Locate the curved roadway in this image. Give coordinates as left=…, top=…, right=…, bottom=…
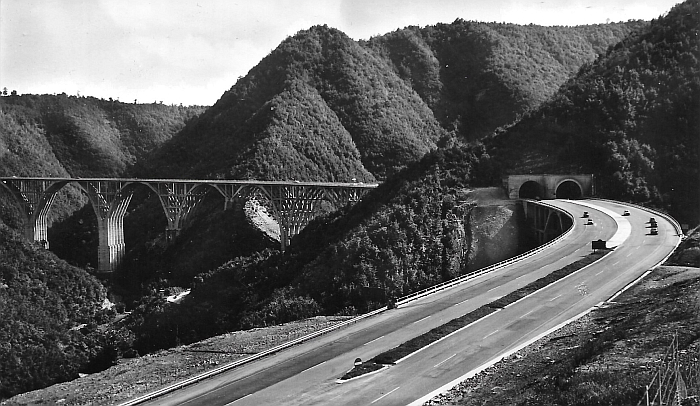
left=140, top=200, right=680, bottom=406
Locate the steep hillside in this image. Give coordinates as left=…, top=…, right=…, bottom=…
left=142, top=25, right=446, bottom=181
left=0, top=94, right=204, bottom=177
left=365, top=20, right=646, bottom=140
left=0, top=222, right=120, bottom=400
left=488, top=0, right=700, bottom=225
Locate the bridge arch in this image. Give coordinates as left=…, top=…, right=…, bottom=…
left=555, top=179, right=583, bottom=199
left=1, top=177, right=377, bottom=271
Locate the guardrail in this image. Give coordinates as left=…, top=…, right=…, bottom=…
left=591, top=198, right=683, bottom=236
left=117, top=306, right=387, bottom=406
left=118, top=200, right=574, bottom=405
left=395, top=200, right=574, bottom=307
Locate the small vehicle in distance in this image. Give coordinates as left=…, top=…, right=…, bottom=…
left=586, top=219, right=594, bottom=225
left=623, top=210, right=630, bottom=216
left=582, top=211, right=589, bottom=218
left=650, top=228, right=658, bottom=235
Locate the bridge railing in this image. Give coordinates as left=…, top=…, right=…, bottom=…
left=591, top=198, right=683, bottom=236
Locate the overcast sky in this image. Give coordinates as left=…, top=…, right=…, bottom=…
left=0, top=0, right=682, bottom=106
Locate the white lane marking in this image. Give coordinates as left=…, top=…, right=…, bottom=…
left=364, top=336, right=385, bottom=346
left=483, top=329, right=499, bottom=340
left=549, top=294, right=562, bottom=302
left=519, top=309, right=536, bottom=319
left=371, top=386, right=400, bottom=404
left=224, top=393, right=252, bottom=405
left=487, top=286, right=498, bottom=292
left=300, top=361, right=326, bottom=374
left=453, top=298, right=469, bottom=307
left=595, top=269, right=606, bottom=276
left=413, top=315, right=431, bottom=324
left=434, top=354, right=457, bottom=368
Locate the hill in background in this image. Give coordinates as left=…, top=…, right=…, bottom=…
left=366, top=20, right=647, bottom=141
left=0, top=94, right=204, bottom=227
left=489, top=0, right=700, bottom=225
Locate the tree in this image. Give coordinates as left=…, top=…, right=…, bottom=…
left=2, top=87, right=7, bottom=96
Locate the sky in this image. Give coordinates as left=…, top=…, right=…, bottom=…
left=0, top=0, right=684, bottom=106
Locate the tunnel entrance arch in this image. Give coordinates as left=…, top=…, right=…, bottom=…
left=519, top=181, right=544, bottom=199
left=505, top=174, right=594, bottom=199
left=555, top=180, right=583, bottom=199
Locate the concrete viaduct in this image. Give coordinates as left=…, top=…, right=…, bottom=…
left=0, top=177, right=377, bottom=272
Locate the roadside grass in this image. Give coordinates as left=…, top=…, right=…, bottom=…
left=339, top=251, right=607, bottom=380
left=430, top=266, right=700, bottom=406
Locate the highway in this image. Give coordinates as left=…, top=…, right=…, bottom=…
left=140, top=200, right=680, bottom=406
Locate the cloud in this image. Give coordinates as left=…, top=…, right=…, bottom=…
left=0, top=0, right=684, bottom=105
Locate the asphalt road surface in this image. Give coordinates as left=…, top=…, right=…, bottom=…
left=142, top=200, right=680, bottom=406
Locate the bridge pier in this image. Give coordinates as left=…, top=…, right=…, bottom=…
left=522, top=200, right=571, bottom=244
left=78, top=180, right=134, bottom=272
left=1, top=177, right=377, bottom=271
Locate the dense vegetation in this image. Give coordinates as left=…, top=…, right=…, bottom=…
left=121, top=143, right=519, bottom=354
left=489, top=0, right=700, bottom=225
left=366, top=20, right=646, bottom=141
left=0, top=223, right=127, bottom=399
left=1, top=1, right=697, bottom=400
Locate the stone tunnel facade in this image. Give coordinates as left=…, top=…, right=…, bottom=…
left=504, top=174, right=594, bottom=200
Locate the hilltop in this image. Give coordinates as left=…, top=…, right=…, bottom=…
left=0, top=2, right=697, bottom=401
left=366, top=20, right=646, bottom=140
left=489, top=0, right=700, bottom=225
left=0, top=94, right=204, bottom=226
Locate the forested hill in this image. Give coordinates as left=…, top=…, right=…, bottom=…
left=141, top=26, right=444, bottom=181
left=365, top=20, right=647, bottom=140
left=0, top=94, right=204, bottom=178
left=142, top=22, right=640, bottom=182
left=0, top=222, right=118, bottom=399
left=488, top=0, right=700, bottom=225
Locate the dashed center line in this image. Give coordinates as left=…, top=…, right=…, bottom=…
left=300, top=361, right=326, bottom=374
left=371, top=386, right=400, bottom=404
left=483, top=329, right=499, bottom=340
left=225, top=393, right=252, bottom=405
left=519, top=309, right=536, bottom=319
left=364, top=336, right=385, bottom=346
left=434, top=354, right=456, bottom=368
left=549, top=294, right=562, bottom=302
left=413, top=315, right=431, bottom=324
left=453, top=298, right=469, bottom=307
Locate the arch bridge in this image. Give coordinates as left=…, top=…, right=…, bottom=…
left=0, top=177, right=377, bottom=272
left=504, top=174, right=594, bottom=200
